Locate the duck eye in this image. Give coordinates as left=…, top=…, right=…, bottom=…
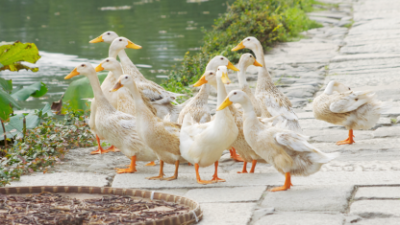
left=119, top=39, right=122, bottom=41
left=348, top=87, right=351, bottom=90
left=247, top=38, right=250, bottom=41
left=107, top=32, right=110, bottom=35
left=106, top=59, right=109, bottom=62
left=250, top=55, right=252, bottom=57
left=210, top=72, right=213, bottom=75
left=81, top=64, right=85, bottom=67
left=220, top=57, right=223, bottom=60
left=125, top=76, right=128, bottom=79
left=234, top=92, right=237, bottom=95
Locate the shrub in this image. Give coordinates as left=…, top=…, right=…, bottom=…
left=163, top=0, right=321, bottom=90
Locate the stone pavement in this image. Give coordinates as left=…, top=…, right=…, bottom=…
left=8, top=0, right=400, bottom=224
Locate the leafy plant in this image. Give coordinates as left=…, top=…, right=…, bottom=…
left=0, top=41, right=41, bottom=72
left=0, top=107, right=96, bottom=187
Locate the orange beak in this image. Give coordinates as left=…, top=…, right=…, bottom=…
left=110, top=80, right=123, bottom=92
left=253, top=60, right=263, bottom=67
left=126, top=40, right=142, bottom=49
left=95, top=64, right=105, bottom=72
left=89, top=35, right=104, bottom=43
left=193, top=75, right=207, bottom=87
left=232, top=41, right=245, bottom=51
left=227, top=61, right=240, bottom=72
left=64, top=68, right=80, bottom=79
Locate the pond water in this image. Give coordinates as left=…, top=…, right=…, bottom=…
left=0, top=0, right=232, bottom=109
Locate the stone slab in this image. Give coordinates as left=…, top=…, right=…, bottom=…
left=355, top=187, right=400, bottom=200
left=261, top=185, right=353, bottom=213
left=350, top=200, right=400, bottom=218
left=198, top=203, right=256, bottom=225
left=345, top=218, right=400, bottom=225
left=253, top=212, right=344, bottom=225
left=184, top=186, right=266, bottom=203
left=8, top=172, right=109, bottom=187
left=304, top=129, right=373, bottom=143
left=373, top=126, right=400, bottom=138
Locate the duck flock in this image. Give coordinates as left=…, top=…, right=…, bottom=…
left=64, top=31, right=387, bottom=192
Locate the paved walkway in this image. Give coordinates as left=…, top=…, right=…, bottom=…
left=8, top=0, right=400, bottom=224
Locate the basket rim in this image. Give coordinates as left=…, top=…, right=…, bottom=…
left=0, top=185, right=202, bottom=225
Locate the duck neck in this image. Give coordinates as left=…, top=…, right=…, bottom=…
left=215, top=77, right=230, bottom=121
left=125, top=81, right=148, bottom=115
left=197, top=83, right=210, bottom=102
left=108, top=47, right=120, bottom=59
left=324, top=81, right=335, bottom=95
left=86, top=70, right=115, bottom=111
left=240, top=96, right=260, bottom=127
left=110, top=65, right=123, bottom=80
left=237, top=63, right=249, bottom=88
left=117, top=49, right=144, bottom=80
left=251, top=44, right=273, bottom=93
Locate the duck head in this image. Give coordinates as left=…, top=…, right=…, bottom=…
left=217, top=90, right=247, bottom=110
left=110, top=74, right=133, bottom=92
left=232, top=37, right=261, bottom=51
left=194, top=66, right=231, bottom=87
left=95, top=57, right=121, bottom=72
left=207, top=55, right=239, bottom=72
left=238, top=53, right=263, bottom=68
left=64, top=63, right=96, bottom=79
left=89, top=31, right=119, bottom=44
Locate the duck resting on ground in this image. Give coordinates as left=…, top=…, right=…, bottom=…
left=232, top=37, right=302, bottom=133
left=218, top=90, right=339, bottom=191
left=180, top=66, right=238, bottom=184
left=313, top=80, right=388, bottom=145
left=65, top=63, right=157, bottom=174
left=111, top=74, right=186, bottom=180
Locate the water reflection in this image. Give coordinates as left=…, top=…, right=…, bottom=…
left=0, top=0, right=232, bottom=109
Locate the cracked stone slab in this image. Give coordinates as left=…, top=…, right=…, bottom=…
left=8, top=172, right=109, bottom=187
left=349, top=200, right=400, bottom=218
left=304, top=129, right=373, bottom=143
left=253, top=212, right=344, bottom=225
left=261, top=185, right=353, bottom=213
left=312, top=138, right=400, bottom=154
left=184, top=186, right=266, bottom=203
left=198, top=203, right=256, bottom=225
left=355, top=187, right=400, bottom=200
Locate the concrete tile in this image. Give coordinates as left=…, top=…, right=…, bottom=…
left=9, top=172, right=109, bottom=187
left=198, top=203, right=256, bottom=225
left=373, top=126, right=400, bottom=138
left=261, top=185, right=353, bottom=213
left=184, top=186, right=266, bottom=203
left=345, top=218, right=400, bottom=225
left=253, top=212, right=344, bottom=225
left=355, top=187, right=400, bottom=200
left=350, top=200, right=400, bottom=218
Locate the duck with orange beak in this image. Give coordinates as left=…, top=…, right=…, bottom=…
left=232, top=37, right=302, bottom=133
left=180, top=66, right=238, bottom=184
left=110, top=74, right=187, bottom=181
left=65, top=63, right=156, bottom=174
left=88, top=37, right=142, bottom=155
left=217, top=89, right=339, bottom=191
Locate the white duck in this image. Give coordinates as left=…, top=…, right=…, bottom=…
left=90, top=31, right=184, bottom=122
left=178, top=55, right=240, bottom=124
left=88, top=37, right=141, bottom=155
left=218, top=90, right=339, bottom=191
left=313, top=81, right=387, bottom=145
left=111, top=74, right=185, bottom=181
left=180, top=66, right=238, bottom=184
left=232, top=37, right=302, bottom=133
left=65, top=63, right=156, bottom=174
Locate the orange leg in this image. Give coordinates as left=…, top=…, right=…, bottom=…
left=145, top=161, right=156, bottom=166
left=336, top=129, right=355, bottom=145
left=211, top=161, right=225, bottom=182
left=270, top=172, right=292, bottom=192
left=116, top=156, right=137, bottom=174
left=162, top=160, right=179, bottom=181
left=237, top=162, right=248, bottom=174
left=146, top=160, right=165, bottom=180
left=195, top=163, right=216, bottom=185
left=105, top=145, right=120, bottom=152
left=91, top=135, right=113, bottom=155
left=229, top=147, right=244, bottom=162
left=249, top=160, right=257, bottom=173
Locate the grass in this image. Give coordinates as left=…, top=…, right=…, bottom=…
left=162, top=0, right=322, bottom=96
